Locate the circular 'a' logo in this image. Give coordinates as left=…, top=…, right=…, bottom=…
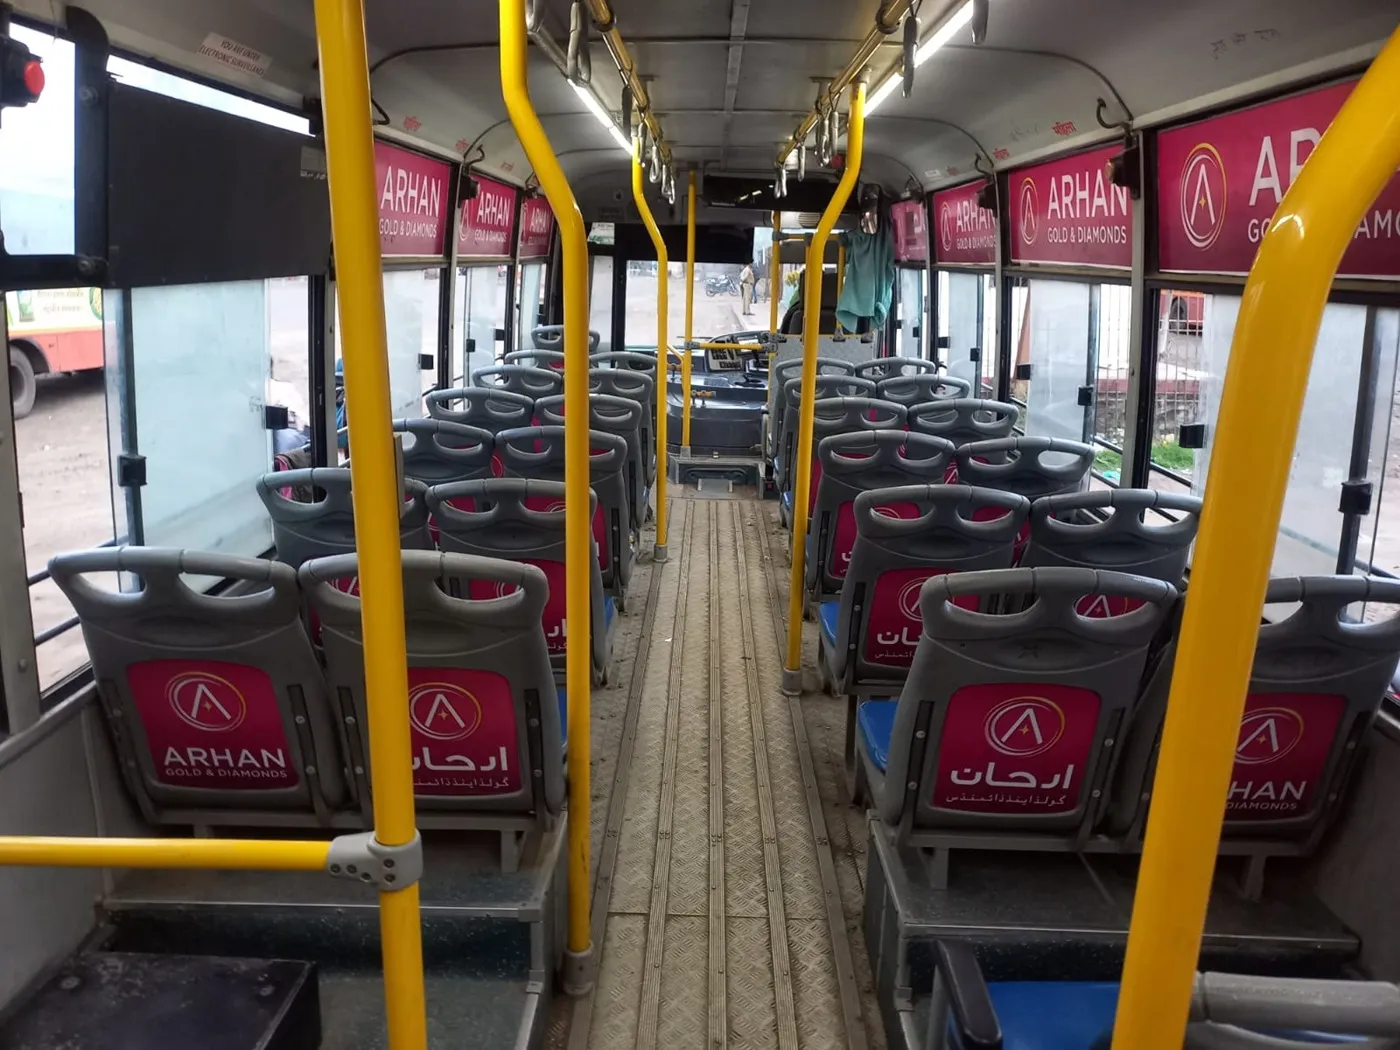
left=984, top=697, right=1065, bottom=758
left=409, top=682, right=483, bottom=741
left=1180, top=142, right=1227, bottom=250
left=939, top=201, right=954, bottom=255
left=897, top=576, right=925, bottom=622
left=167, top=671, right=247, bottom=732
left=1018, top=177, right=1039, bottom=246
left=1235, top=707, right=1304, bottom=765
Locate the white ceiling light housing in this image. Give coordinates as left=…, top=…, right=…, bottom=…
left=571, top=81, right=632, bottom=152
left=866, top=0, right=976, bottom=116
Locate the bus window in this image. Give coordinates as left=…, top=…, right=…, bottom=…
left=941, top=271, right=994, bottom=397
left=456, top=265, right=507, bottom=385
left=337, top=268, right=439, bottom=419
left=1356, top=309, right=1400, bottom=615
left=1091, top=284, right=1134, bottom=485
left=0, top=26, right=75, bottom=256
left=589, top=255, right=613, bottom=353
left=517, top=262, right=547, bottom=352
left=1014, top=278, right=1092, bottom=444
left=896, top=268, right=925, bottom=359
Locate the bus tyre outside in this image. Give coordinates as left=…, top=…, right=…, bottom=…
left=9, top=345, right=35, bottom=420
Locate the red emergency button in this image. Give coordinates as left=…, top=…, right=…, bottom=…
left=22, top=59, right=43, bottom=98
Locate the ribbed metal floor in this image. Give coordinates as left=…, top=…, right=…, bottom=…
left=563, top=498, right=877, bottom=1050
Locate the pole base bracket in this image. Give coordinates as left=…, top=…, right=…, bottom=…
left=780, top=667, right=802, bottom=696
left=653, top=542, right=668, bottom=563
left=562, top=947, right=594, bottom=997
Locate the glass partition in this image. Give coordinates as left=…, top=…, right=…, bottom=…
left=1358, top=310, right=1400, bottom=589
left=456, top=265, right=507, bottom=383
left=941, top=271, right=995, bottom=396
left=896, top=268, right=926, bottom=359
left=590, top=255, right=614, bottom=352
left=517, top=262, right=546, bottom=351
left=1014, top=278, right=1092, bottom=444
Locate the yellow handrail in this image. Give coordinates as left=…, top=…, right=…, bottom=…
left=313, top=1, right=427, bottom=1044
left=683, top=170, right=696, bottom=451
left=633, top=137, right=670, bottom=560
left=782, top=77, right=866, bottom=690
left=500, top=0, right=596, bottom=991
left=0, top=837, right=330, bottom=870
left=689, top=341, right=768, bottom=352
left=768, top=210, right=782, bottom=337
left=1111, top=29, right=1400, bottom=1050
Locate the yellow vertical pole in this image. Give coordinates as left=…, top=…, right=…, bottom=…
left=634, top=140, right=670, bottom=559
left=836, top=239, right=846, bottom=299
left=768, top=210, right=781, bottom=337
left=781, top=79, right=865, bottom=693
left=310, top=1, right=426, bottom=1045
left=499, top=0, right=595, bottom=991
left=682, top=170, right=696, bottom=452
left=1111, top=30, right=1400, bottom=1050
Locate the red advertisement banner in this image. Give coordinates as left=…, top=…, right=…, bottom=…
left=890, top=199, right=929, bottom=263
left=518, top=198, right=555, bottom=260
left=931, top=181, right=998, bottom=265
left=1008, top=145, right=1131, bottom=268
left=457, top=175, right=518, bottom=259
left=374, top=141, right=451, bottom=257
left=1157, top=79, right=1400, bottom=279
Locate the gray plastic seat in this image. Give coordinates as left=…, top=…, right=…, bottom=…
left=429, top=478, right=615, bottom=684
left=860, top=567, right=1176, bottom=882
left=782, top=397, right=908, bottom=524
left=874, top=373, right=972, bottom=409
left=1021, top=489, right=1202, bottom=616
left=394, top=418, right=494, bottom=488
left=48, top=547, right=349, bottom=827
left=1108, top=575, right=1400, bottom=897
left=302, top=550, right=563, bottom=867
left=907, top=398, right=1019, bottom=449
left=497, top=425, right=635, bottom=600
left=589, top=367, right=656, bottom=485
left=776, top=375, right=878, bottom=493
left=424, top=387, right=535, bottom=436
left=472, top=364, right=563, bottom=399
left=536, top=393, right=647, bottom=532
left=769, top=357, right=858, bottom=462
left=530, top=324, right=600, bottom=354
left=257, top=467, right=432, bottom=569
left=818, top=484, right=1030, bottom=698
left=853, top=357, right=939, bottom=381
left=503, top=349, right=564, bottom=371
left=805, top=431, right=956, bottom=603
left=955, top=437, right=1095, bottom=500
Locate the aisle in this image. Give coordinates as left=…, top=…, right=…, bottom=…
left=567, top=498, right=875, bottom=1050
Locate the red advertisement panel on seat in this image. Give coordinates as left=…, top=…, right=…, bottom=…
left=865, top=567, right=976, bottom=665
left=469, top=559, right=568, bottom=654
left=1226, top=692, right=1345, bottom=820
left=407, top=667, right=520, bottom=796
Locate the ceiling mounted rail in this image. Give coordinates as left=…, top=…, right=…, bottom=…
left=585, top=0, right=672, bottom=167
left=774, top=0, right=914, bottom=167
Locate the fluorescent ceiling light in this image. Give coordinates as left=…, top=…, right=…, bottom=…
left=866, top=0, right=975, bottom=115
left=571, top=81, right=632, bottom=152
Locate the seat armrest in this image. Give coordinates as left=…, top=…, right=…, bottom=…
left=932, top=941, right=1002, bottom=1050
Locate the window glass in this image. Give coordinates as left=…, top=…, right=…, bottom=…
left=1015, top=279, right=1091, bottom=444
left=267, top=276, right=310, bottom=452
left=456, top=265, right=506, bottom=384
left=896, top=268, right=925, bottom=359
left=943, top=271, right=992, bottom=396
left=1359, top=310, right=1400, bottom=585
left=385, top=268, right=439, bottom=417
left=1091, top=284, right=1134, bottom=484
left=518, top=262, right=546, bottom=351
left=653, top=260, right=765, bottom=352
left=590, top=255, right=614, bottom=352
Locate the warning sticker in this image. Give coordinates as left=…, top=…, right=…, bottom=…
left=197, top=33, right=271, bottom=78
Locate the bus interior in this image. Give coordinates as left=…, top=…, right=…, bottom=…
left=0, top=0, right=1398, bottom=1048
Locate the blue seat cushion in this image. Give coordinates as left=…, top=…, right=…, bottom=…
left=603, top=596, right=616, bottom=632
left=818, top=601, right=839, bottom=647
left=856, top=700, right=896, bottom=773
left=978, top=982, right=1363, bottom=1048
left=556, top=687, right=568, bottom=752
left=780, top=489, right=793, bottom=515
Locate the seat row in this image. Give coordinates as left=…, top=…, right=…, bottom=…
left=50, top=545, right=570, bottom=870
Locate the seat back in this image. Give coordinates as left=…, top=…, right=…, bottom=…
left=788, top=397, right=908, bottom=511
left=769, top=357, right=858, bottom=459
left=807, top=431, right=956, bottom=598
left=1111, top=576, right=1400, bottom=843
left=589, top=367, right=656, bottom=483
left=831, top=485, right=1030, bottom=688
left=428, top=480, right=607, bottom=678
left=497, top=426, right=634, bottom=592
left=302, top=551, right=563, bottom=815
left=955, top=437, right=1095, bottom=500
left=424, top=387, right=536, bottom=435
left=908, top=398, right=1020, bottom=449
left=1022, top=490, right=1201, bottom=616
left=394, top=418, right=495, bottom=487
left=503, top=349, right=564, bottom=371
left=48, top=547, right=348, bottom=819
left=853, top=357, right=939, bottom=381
left=257, top=467, right=432, bottom=567
left=777, top=376, right=879, bottom=490
left=878, top=567, right=1176, bottom=837
left=535, top=393, right=647, bottom=530
left=531, top=324, right=600, bottom=353
left=472, top=364, right=563, bottom=399
left=591, top=350, right=658, bottom=372
left=874, top=374, right=972, bottom=409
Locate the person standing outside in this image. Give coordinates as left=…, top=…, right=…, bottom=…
left=739, top=261, right=755, bottom=316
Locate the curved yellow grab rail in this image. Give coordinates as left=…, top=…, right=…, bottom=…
left=633, top=137, right=670, bottom=559
left=683, top=170, right=697, bottom=451
left=313, top=0, right=427, bottom=1044
left=1111, top=28, right=1400, bottom=1050
left=500, top=0, right=596, bottom=992
left=782, top=78, right=866, bottom=692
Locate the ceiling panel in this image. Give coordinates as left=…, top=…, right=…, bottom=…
left=745, top=0, right=884, bottom=42
left=543, top=0, right=733, bottom=40
left=628, top=42, right=728, bottom=113
left=732, top=41, right=855, bottom=113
